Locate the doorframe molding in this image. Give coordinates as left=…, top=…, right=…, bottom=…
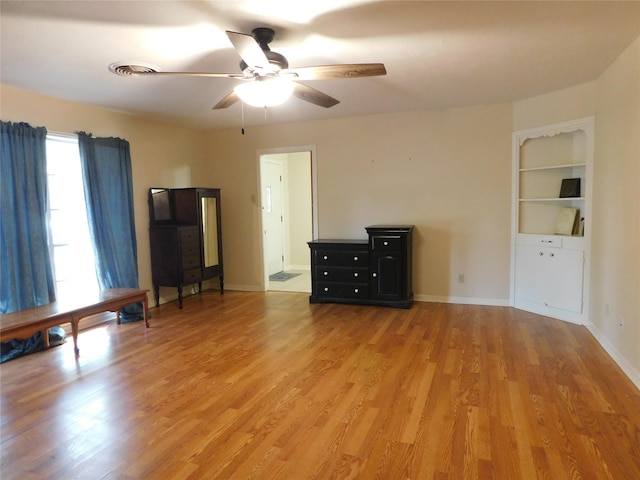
left=256, top=145, right=318, bottom=291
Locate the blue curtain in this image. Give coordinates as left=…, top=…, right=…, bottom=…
left=77, top=132, right=144, bottom=322
left=0, top=121, right=56, bottom=314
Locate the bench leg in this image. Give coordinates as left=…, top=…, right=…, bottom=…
left=143, top=296, right=149, bottom=328
left=71, top=319, right=80, bottom=357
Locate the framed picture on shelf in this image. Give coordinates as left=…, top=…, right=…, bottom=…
left=559, top=178, right=581, bottom=198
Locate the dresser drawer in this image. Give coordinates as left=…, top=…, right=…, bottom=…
left=315, top=250, right=368, bottom=267
left=371, top=235, right=402, bottom=251
left=182, top=267, right=202, bottom=283
left=316, top=282, right=369, bottom=299
left=315, top=266, right=368, bottom=283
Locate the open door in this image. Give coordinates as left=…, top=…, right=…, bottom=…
left=261, top=158, right=285, bottom=276
left=259, top=148, right=316, bottom=292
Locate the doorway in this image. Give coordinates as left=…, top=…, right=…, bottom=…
left=259, top=147, right=316, bottom=293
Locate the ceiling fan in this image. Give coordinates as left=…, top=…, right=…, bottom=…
left=109, top=27, right=386, bottom=109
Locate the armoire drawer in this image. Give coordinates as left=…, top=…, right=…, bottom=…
left=181, top=242, right=200, bottom=257
left=180, top=226, right=200, bottom=244
left=182, top=267, right=202, bottom=283
left=181, top=254, right=201, bottom=270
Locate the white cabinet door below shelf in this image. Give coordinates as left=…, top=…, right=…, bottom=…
left=515, top=245, right=584, bottom=314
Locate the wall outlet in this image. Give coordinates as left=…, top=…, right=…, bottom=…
left=458, top=273, right=465, bottom=284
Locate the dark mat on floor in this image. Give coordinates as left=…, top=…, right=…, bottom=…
left=269, top=272, right=301, bottom=282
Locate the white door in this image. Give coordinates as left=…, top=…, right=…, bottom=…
left=261, top=159, right=284, bottom=276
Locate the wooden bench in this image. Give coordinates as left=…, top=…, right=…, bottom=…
left=0, top=288, right=149, bottom=357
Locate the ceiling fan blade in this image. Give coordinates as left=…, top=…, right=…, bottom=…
left=292, top=82, right=340, bottom=108
left=109, top=64, right=245, bottom=78
left=283, top=63, right=386, bottom=81
left=226, top=30, right=270, bottom=70
left=213, top=91, right=240, bottom=109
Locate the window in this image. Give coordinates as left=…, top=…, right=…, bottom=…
left=46, top=134, right=98, bottom=298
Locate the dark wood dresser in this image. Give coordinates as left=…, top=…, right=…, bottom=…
left=308, top=225, right=413, bottom=308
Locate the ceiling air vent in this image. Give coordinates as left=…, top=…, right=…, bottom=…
left=108, top=63, right=158, bottom=77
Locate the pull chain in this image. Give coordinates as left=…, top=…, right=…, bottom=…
left=241, top=101, right=245, bottom=135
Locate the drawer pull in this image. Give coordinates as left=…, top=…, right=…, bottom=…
left=324, top=287, right=329, bottom=292
left=354, top=288, right=359, bottom=293
left=539, top=252, right=544, bottom=256
left=549, top=253, right=555, bottom=257
left=323, top=271, right=328, bottom=276
left=323, top=255, right=328, bottom=260
left=372, top=273, right=377, bottom=277
left=354, top=256, right=358, bottom=261
left=383, top=241, right=389, bottom=246
left=354, top=272, right=358, bottom=278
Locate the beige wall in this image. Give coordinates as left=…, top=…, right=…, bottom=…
left=205, top=104, right=514, bottom=303
left=592, top=37, right=640, bottom=382
left=0, top=85, right=209, bottom=304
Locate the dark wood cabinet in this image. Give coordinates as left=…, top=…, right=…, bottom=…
left=308, top=225, right=413, bottom=308
left=148, top=188, right=223, bottom=308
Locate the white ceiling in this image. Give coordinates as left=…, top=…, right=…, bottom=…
left=2, top=1, right=639, bottom=130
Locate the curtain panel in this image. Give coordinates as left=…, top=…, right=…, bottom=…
left=0, top=121, right=56, bottom=314
left=77, top=132, right=144, bottom=321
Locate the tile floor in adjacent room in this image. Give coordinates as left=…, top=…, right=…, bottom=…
left=268, top=269, right=311, bottom=293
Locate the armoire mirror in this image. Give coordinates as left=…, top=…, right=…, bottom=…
left=201, top=196, right=219, bottom=267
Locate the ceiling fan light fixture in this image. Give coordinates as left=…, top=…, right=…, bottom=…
left=233, top=77, right=294, bottom=107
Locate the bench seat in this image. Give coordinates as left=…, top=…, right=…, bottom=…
left=0, top=288, right=149, bottom=357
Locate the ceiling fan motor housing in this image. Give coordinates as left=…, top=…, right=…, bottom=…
left=239, top=27, right=289, bottom=72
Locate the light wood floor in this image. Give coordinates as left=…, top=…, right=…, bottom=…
left=1, top=291, right=639, bottom=479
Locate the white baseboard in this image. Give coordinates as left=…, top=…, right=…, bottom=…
left=585, top=321, right=640, bottom=390
left=286, top=264, right=311, bottom=271
left=414, top=294, right=510, bottom=307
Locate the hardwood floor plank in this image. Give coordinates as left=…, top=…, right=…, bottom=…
left=1, top=292, right=640, bottom=479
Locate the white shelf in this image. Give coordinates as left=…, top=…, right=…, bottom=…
left=519, top=197, right=585, bottom=202
left=519, top=163, right=586, bottom=172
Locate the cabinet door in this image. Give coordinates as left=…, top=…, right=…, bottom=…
left=545, top=248, right=584, bottom=313
left=514, top=245, right=546, bottom=305
left=371, top=254, right=402, bottom=299
left=515, top=245, right=583, bottom=313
